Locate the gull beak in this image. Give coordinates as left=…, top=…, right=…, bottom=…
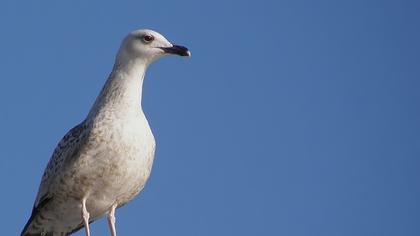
left=160, top=45, right=191, bottom=57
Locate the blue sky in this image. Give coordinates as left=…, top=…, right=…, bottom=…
left=0, top=0, right=419, bottom=235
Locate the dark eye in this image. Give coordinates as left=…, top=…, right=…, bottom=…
left=142, top=35, right=154, bottom=43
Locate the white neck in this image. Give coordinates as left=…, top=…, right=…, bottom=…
left=87, top=57, right=148, bottom=120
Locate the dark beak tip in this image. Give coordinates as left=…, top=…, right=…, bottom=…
left=161, top=45, right=191, bottom=57
left=184, top=50, right=192, bottom=57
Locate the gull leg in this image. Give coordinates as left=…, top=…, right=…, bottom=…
left=82, top=198, right=91, bottom=236
left=107, top=204, right=118, bottom=236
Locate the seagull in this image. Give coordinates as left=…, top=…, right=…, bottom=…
left=21, top=29, right=190, bottom=236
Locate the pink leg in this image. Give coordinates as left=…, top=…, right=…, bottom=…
left=107, top=204, right=118, bottom=236
left=82, top=199, right=91, bottom=236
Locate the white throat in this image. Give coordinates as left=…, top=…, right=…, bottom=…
left=87, top=56, right=148, bottom=120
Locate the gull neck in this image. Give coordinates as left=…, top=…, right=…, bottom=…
left=88, top=58, right=148, bottom=120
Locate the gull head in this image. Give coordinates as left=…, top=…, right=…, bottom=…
left=117, top=29, right=191, bottom=65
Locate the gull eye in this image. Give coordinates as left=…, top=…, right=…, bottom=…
left=142, top=35, right=154, bottom=43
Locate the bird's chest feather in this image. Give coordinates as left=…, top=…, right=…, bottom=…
left=67, top=114, right=156, bottom=203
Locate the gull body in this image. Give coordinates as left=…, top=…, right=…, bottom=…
left=21, top=29, right=190, bottom=236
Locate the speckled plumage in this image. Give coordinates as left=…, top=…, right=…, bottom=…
left=21, top=29, right=190, bottom=236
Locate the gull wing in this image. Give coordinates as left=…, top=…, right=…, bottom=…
left=21, top=121, right=90, bottom=236
left=35, top=121, right=90, bottom=207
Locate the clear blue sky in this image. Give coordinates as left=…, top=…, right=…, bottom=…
left=0, top=0, right=419, bottom=235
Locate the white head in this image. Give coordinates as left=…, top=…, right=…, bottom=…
left=116, top=29, right=191, bottom=65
